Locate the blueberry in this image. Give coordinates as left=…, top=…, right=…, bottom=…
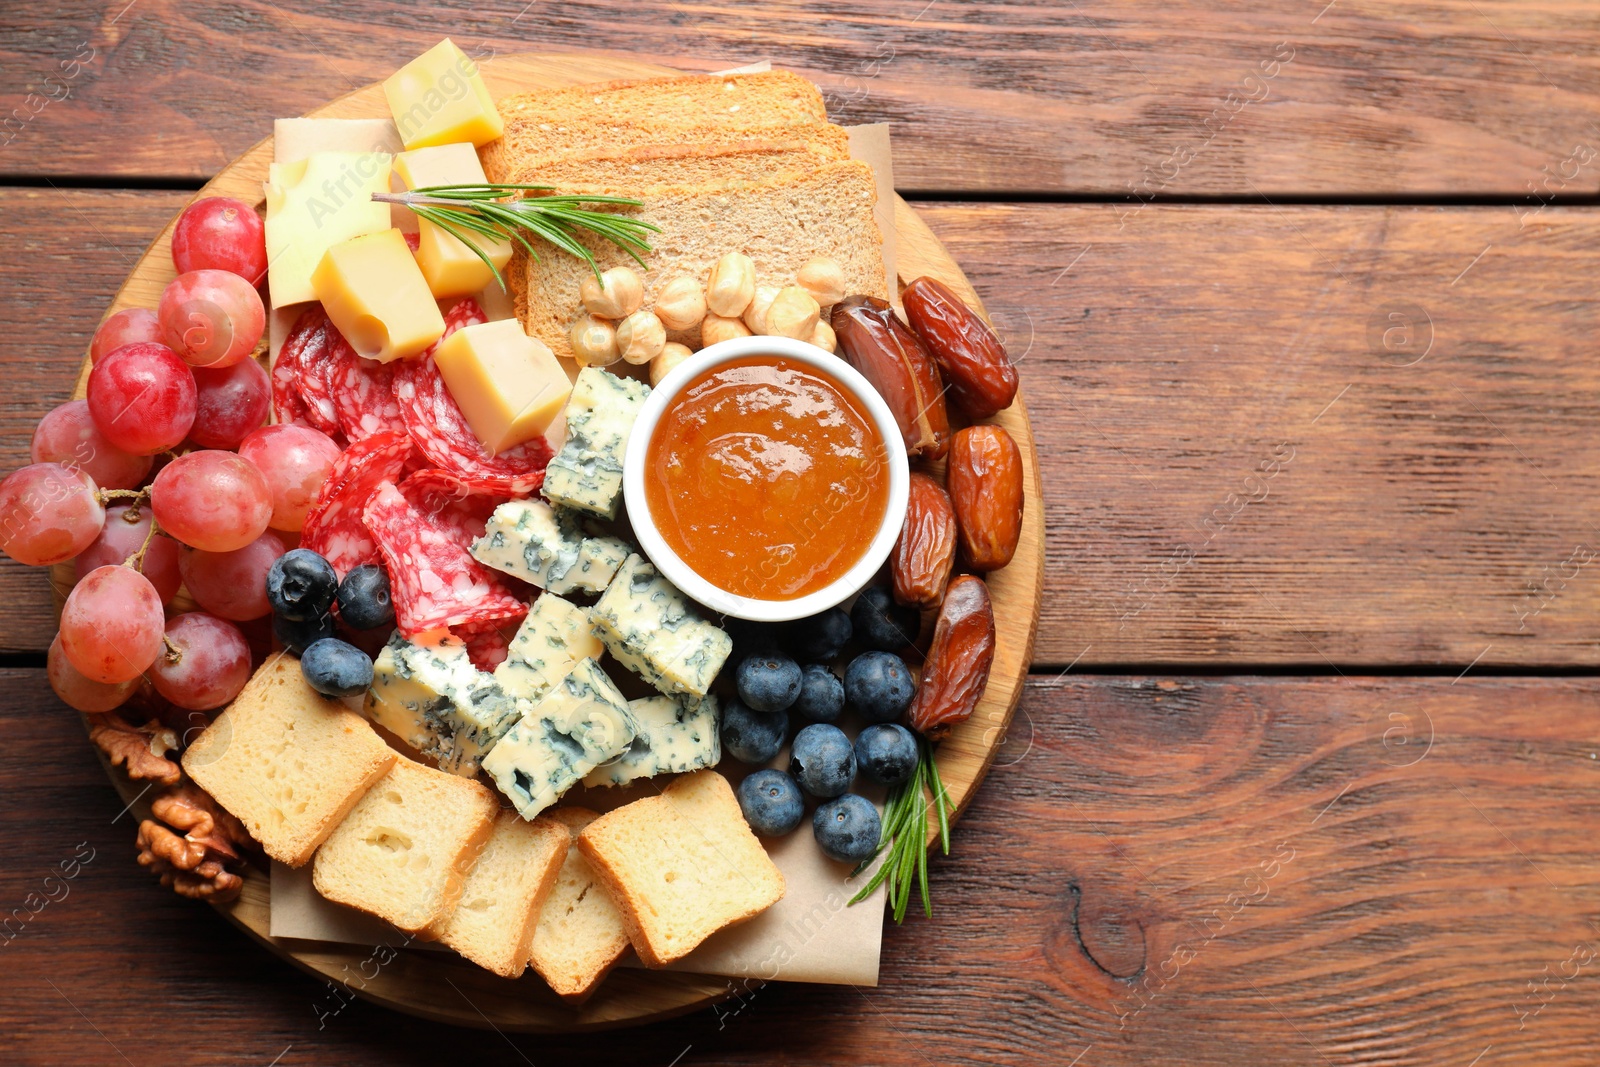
left=736, top=769, right=805, bottom=837
left=737, top=652, right=802, bottom=713
left=273, top=610, right=334, bottom=656
left=851, top=586, right=919, bottom=651
left=812, top=794, right=882, bottom=864
left=845, top=651, right=916, bottom=724
left=720, top=699, right=788, bottom=764
left=337, top=563, right=395, bottom=631
left=787, top=606, right=852, bottom=662
left=300, top=638, right=375, bottom=698
left=793, top=663, right=845, bottom=723
left=855, top=723, right=919, bottom=786
left=267, top=549, right=338, bottom=621
left=789, top=723, right=856, bottom=799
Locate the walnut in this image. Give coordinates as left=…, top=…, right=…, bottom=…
left=89, top=713, right=181, bottom=786
left=134, top=783, right=254, bottom=902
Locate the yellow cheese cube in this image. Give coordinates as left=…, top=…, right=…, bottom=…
left=264, top=151, right=391, bottom=307
left=310, top=229, right=445, bottom=364
left=434, top=320, right=572, bottom=454
left=383, top=40, right=504, bottom=151
left=393, top=144, right=514, bottom=298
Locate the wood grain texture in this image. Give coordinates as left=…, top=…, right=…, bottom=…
left=8, top=670, right=1598, bottom=1064
left=5, top=2, right=1600, bottom=195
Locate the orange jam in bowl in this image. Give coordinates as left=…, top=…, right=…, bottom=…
left=642, top=354, right=892, bottom=602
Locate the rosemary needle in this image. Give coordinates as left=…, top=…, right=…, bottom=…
left=849, top=735, right=951, bottom=921
left=372, top=183, right=660, bottom=289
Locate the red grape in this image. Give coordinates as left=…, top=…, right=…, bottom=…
left=75, top=503, right=182, bottom=604
left=179, top=530, right=284, bottom=620
left=150, top=449, right=271, bottom=552
left=190, top=358, right=270, bottom=449
left=31, top=399, right=153, bottom=491
left=237, top=424, right=342, bottom=532
left=158, top=269, right=265, bottom=369
left=171, top=197, right=268, bottom=285
left=89, top=308, right=164, bottom=364
left=147, top=612, right=252, bottom=710
left=48, top=633, right=139, bottom=713
left=0, top=463, right=104, bottom=566
left=59, top=564, right=164, bottom=684
left=86, top=342, right=197, bottom=456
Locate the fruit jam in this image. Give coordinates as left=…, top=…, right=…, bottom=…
left=644, top=355, right=890, bottom=600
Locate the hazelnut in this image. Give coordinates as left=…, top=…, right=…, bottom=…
left=579, top=266, right=644, bottom=319
left=653, top=275, right=707, bottom=331
left=810, top=319, right=837, bottom=354
left=796, top=257, right=846, bottom=307
left=765, top=286, right=821, bottom=341
left=650, top=342, right=695, bottom=388
left=702, top=312, right=753, bottom=348
left=743, top=285, right=780, bottom=335
left=616, top=310, right=667, bottom=365
left=706, top=252, right=756, bottom=317
left=568, top=314, right=621, bottom=367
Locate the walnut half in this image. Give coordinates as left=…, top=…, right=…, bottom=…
left=134, top=783, right=254, bottom=902
left=89, top=714, right=181, bottom=786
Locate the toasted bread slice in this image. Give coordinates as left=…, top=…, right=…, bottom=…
left=312, top=758, right=499, bottom=933
left=528, top=807, right=632, bottom=1001
left=429, top=812, right=569, bottom=978
left=577, top=771, right=785, bottom=967
left=515, top=161, right=886, bottom=360
left=182, top=654, right=396, bottom=867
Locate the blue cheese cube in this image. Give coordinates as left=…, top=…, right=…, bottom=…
left=584, top=694, right=721, bottom=788
left=589, top=553, right=732, bottom=699
left=493, top=593, right=604, bottom=705
left=366, top=633, right=520, bottom=776
left=471, top=499, right=632, bottom=595
left=540, top=367, right=649, bottom=519
left=482, top=658, right=637, bottom=820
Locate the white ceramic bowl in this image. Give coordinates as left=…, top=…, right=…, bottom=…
left=622, top=335, right=909, bottom=623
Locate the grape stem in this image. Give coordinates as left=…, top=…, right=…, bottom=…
left=162, top=633, right=182, bottom=663
left=121, top=514, right=162, bottom=573
left=97, top=487, right=150, bottom=505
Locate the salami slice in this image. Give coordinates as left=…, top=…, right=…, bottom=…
left=362, top=479, right=528, bottom=638
left=270, top=306, right=322, bottom=428
left=396, top=468, right=507, bottom=549
left=300, top=430, right=414, bottom=578
left=393, top=299, right=553, bottom=496
left=456, top=624, right=512, bottom=672
left=330, top=330, right=407, bottom=442
left=296, top=324, right=344, bottom=440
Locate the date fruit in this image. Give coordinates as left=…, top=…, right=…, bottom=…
left=903, top=276, right=1018, bottom=420
left=832, top=295, right=949, bottom=459
left=948, top=424, right=1024, bottom=571
left=892, top=472, right=957, bottom=610
left=908, top=575, right=996, bottom=741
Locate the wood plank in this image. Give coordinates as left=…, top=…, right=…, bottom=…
left=3, top=191, right=1599, bottom=667
left=4, top=3, right=1600, bottom=195
left=7, top=671, right=1598, bottom=1062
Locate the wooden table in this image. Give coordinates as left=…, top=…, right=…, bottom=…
left=4, top=3, right=1598, bottom=1064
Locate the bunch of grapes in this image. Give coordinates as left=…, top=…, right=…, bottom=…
left=5, top=197, right=341, bottom=715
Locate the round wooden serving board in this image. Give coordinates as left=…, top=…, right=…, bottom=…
left=66, top=53, right=1045, bottom=1032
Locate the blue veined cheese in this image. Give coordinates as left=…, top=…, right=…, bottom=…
left=540, top=367, right=649, bottom=519
left=481, top=658, right=637, bottom=820
left=589, top=554, right=732, bottom=699
left=493, top=593, right=604, bottom=704
left=584, top=693, right=720, bottom=788
left=366, top=633, right=520, bottom=776
left=471, top=498, right=632, bottom=595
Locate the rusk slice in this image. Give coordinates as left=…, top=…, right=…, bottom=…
left=429, top=811, right=569, bottom=978
left=577, top=771, right=785, bottom=968
left=312, top=757, right=499, bottom=933
left=528, top=807, right=631, bottom=1001
left=182, top=654, right=395, bottom=867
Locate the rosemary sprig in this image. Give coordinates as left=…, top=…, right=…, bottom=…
left=372, top=183, right=660, bottom=289
left=849, top=735, right=952, bottom=922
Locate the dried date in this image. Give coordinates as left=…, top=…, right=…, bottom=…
left=892, top=472, right=958, bottom=609
left=832, top=295, right=949, bottom=459
left=902, top=276, right=1018, bottom=420
left=947, top=424, right=1025, bottom=571
left=908, top=575, right=996, bottom=741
